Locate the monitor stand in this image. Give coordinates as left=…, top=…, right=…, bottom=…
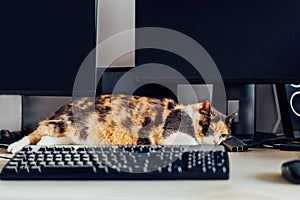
left=213, top=84, right=255, bottom=140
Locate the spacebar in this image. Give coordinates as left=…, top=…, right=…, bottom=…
left=42, top=166, right=95, bottom=174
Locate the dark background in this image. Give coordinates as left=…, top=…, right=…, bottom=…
left=0, top=0, right=96, bottom=94
left=136, top=0, right=300, bottom=84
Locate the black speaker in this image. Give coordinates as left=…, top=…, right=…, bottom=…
left=277, top=84, right=300, bottom=138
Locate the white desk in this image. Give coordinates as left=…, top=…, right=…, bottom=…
left=0, top=148, right=300, bottom=200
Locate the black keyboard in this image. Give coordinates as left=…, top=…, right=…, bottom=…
left=0, top=145, right=229, bottom=180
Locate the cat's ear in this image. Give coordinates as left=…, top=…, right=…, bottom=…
left=225, top=112, right=238, bottom=125
left=199, top=100, right=211, bottom=117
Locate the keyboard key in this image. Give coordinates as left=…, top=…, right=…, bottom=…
left=1, top=165, right=18, bottom=175
left=30, top=166, right=42, bottom=174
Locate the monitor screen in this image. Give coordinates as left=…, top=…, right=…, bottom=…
left=135, top=0, right=300, bottom=83
left=0, top=0, right=96, bottom=95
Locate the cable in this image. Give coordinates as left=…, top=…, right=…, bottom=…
left=259, top=136, right=300, bottom=144
left=0, top=155, right=11, bottom=159
left=255, top=136, right=300, bottom=151
left=237, top=132, right=300, bottom=150
left=0, top=143, right=9, bottom=148
left=0, top=143, right=11, bottom=159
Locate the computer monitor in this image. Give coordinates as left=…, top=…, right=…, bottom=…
left=134, top=0, right=300, bottom=139
left=0, top=0, right=96, bottom=95
left=135, top=0, right=300, bottom=84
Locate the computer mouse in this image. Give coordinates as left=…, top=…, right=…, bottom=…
left=282, top=160, right=300, bottom=184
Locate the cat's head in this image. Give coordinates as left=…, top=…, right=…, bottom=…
left=195, top=100, right=237, bottom=145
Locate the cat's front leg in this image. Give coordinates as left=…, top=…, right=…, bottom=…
left=7, top=126, right=48, bottom=153
left=7, top=136, right=31, bottom=154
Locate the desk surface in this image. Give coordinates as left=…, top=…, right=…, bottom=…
left=0, top=148, right=300, bottom=200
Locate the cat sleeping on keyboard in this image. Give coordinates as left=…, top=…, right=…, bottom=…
left=7, top=94, right=237, bottom=153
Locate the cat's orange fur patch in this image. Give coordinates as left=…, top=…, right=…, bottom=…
left=103, top=129, right=137, bottom=145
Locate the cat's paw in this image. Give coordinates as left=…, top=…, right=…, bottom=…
left=7, top=136, right=30, bottom=154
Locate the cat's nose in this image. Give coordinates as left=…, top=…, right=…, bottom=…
left=214, top=140, right=218, bottom=145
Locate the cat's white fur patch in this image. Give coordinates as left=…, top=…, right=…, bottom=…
left=161, top=131, right=197, bottom=145
left=7, top=136, right=30, bottom=154
left=37, top=136, right=71, bottom=145
left=202, top=135, right=222, bottom=145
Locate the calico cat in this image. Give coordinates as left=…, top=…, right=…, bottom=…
left=7, top=94, right=237, bottom=153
